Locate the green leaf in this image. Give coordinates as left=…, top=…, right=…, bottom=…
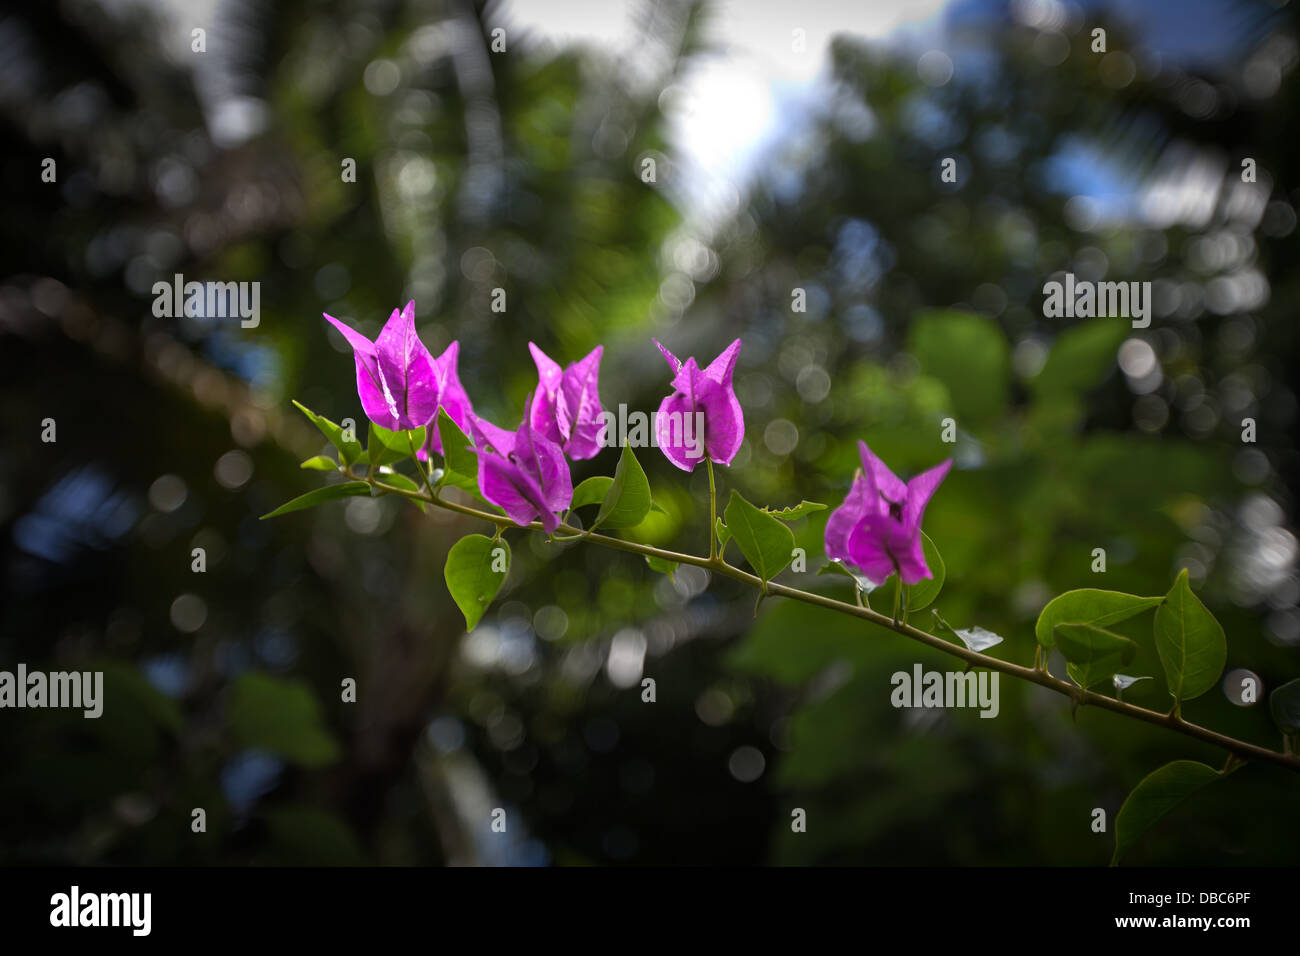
left=436, top=409, right=479, bottom=494
left=871, top=532, right=946, bottom=612
left=444, top=534, right=510, bottom=632
left=571, top=476, right=614, bottom=510
left=229, top=672, right=340, bottom=768
left=907, top=310, right=1010, bottom=424
left=715, top=517, right=731, bottom=553
left=767, top=500, right=828, bottom=521
left=369, top=422, right=425, bottom=468
left=1054, top=622, right=1138, bottom=689
left=645, top=555, right=677, bottom=580
left=1268, top=677, right=1300, bottom=735
left=260, top=481, right=370, bottom=519
left=1112, top=760, right=1221, bottom=865
left=1034, top=589, right=1164, bottom=649
left=292, top=400, right=362, bottom=465
left=723, top=491, right=795, bottom=586
left=592, top=446, right=651, bottom=530
left=1154, top=569, right=1227, bottom=703
left=299, top=455, right=338, bottom=471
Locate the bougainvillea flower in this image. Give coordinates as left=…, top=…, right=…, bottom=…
left=528, top=343, right=605, bottom=460
left=652, top=338, right=744, bottom=472
left=477, top=397, right=573, bottom=533
left=323, top=302, right=474, bottom=455
left=420, top=340, right=475, bottom=458
left=468, top=414, right=517, bottom=457
left=825, top=441, right=952, bottom=586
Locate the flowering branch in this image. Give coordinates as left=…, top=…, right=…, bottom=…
left=350, top=467, right=1300, bottom=776
left=277, top=313, right=1300, bottom=862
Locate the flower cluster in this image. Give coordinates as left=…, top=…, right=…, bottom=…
left=325, top=303, right=749, bottom=531
left=325, top=304, right=948, bottom=581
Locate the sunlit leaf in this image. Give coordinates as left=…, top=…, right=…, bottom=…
left=723, top=491, right=795, bottom=585
left=444, top=534, right=510, bottom=632
left=592, top=446, right=651, bottom=530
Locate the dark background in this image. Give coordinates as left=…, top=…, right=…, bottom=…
left=1, top=0, right=1297, bottom=865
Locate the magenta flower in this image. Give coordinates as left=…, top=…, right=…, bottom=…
left=476, top=397, right=573, bottom=533
left=420, top=340, right=475, bottom=458
left=528, top=343, right=605, bottom=460
left=825, top=441, right=952, bottom=586
left=323, top=301, right=474, bottom=455
left=652, top=338, right=744, bottom=472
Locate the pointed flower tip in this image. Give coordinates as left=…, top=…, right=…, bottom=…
left=653, top=338, right=682, bottom=373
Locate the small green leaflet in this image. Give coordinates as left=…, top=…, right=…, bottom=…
left=260, top=481, right=371, bottom=519
left=444, top=534, right=510, bottom=632
left=300, top=455, right=338, bottom=471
